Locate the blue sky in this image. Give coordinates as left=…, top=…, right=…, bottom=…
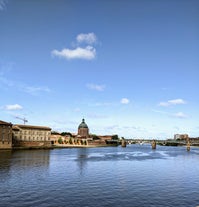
left=0, top=0, right=199, bottom=139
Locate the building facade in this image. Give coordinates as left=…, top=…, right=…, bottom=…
left=0, top=120, right=12, bottom=149
left=77, top=119, right=89, bottom=138
left=50, top=132, right=71, bottom=145
left=174, top=134, right=189, bottom=140
left=12, top=124, right=51, bottom=148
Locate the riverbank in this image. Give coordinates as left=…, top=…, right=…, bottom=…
left=52, top=144, right=112, bottom=148
left=9, top=143, right=118, bottom=150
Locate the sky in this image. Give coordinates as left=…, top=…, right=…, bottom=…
left=0, top=0, right=199, bottom=139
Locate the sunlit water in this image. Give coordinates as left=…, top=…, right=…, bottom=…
left=0, top=144, right=199, bottom=207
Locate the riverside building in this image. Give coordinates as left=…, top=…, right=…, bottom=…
left=12, top=124, right=51, bottom=148
left=77, top=118, right=89, bottom=138
left=174, top=134, right=189, bottom=140
left=0, top=120, right=12, bottom=149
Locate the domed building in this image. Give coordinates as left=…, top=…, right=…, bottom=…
left=77, top=118, right=89, bottom=138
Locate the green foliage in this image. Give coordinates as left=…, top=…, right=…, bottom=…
left=58, top=137, right=63, bottom=144
left=69, top=137, right=73, bottom=144
left=92, top=134, right=100, bottom=140
left=112, top=134, right=119, bottom=140
left=61, top=132, right=72, bottom=137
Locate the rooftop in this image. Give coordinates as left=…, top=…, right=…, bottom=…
left=0, top=120, right=12, bottom=126
left=78, top=118, right=88, bottom=129
left=13, top=124, right=51, bottom=130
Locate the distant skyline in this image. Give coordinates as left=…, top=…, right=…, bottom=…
left=0, top=0, right=199, bottom=139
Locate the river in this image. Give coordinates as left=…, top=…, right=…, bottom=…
left=0, top=144, right=199, bottom=207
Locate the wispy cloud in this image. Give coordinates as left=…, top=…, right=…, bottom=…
left=120, top=98, right=130, bottom=104
left=0, top=0, right=7, bottom=11
left=51, top=33, right=98, bottom=60
left=104, top=125, right=119, bottom=131
left=0, top=62, right=15, bottom=87
left=76, top=33, right=97, bottom=44
left=159, top=99, right=186, bottom=107
left=152, top=109, right=168, bottom=114
left=152, top=109, right=188, bottom=119
left=94, top=102, right=112, bottom=106
left=4, top=104, right=23, bottom=111
left=24, top=86, right=51, bottom=95
left=0, top=69, right=51, bottom=96
left=86, top=83, right=105, bottom=91
left=74, top=108, right=81, bottom=112
left=172, top=112, right=188, bottom=119
left=88, top=113, right=108, bottom=119
left=0, top=75, right=14, bottom=87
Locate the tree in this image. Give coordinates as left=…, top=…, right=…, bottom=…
left=58, top=137, right=63, bottom=144
left=112, top=134, right=119, bottom=140
left=61, top=132, right=72, bottom=137
left=92, top=134, right=100, bottom=140
left=69, top=137, right=73, bottom=144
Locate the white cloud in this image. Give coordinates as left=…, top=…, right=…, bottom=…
left=5, top=104, right=23, bottom=111
left=0, top=0, right=7, bottom=11
left=173, top=112, right=188, bottom=119
left=168, top=99, right=186, bottom=105
left=52, top=46, right=96, bottom=60
left=76, top=33, right=97, bottom=44
left=121, top=98, right=130, bottom=104
left=52, top=33, right=98, bottom=61
left=159, top=99, right=186, bottom=107
left=86, top=83, right=105, bottom=91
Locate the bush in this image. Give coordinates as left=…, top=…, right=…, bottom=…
left=58, top=137, right=63, bottom=144
left=69, top=138, right=73, bottom=144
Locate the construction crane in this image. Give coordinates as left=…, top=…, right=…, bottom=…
left=15, top=116, right=28, bottom=125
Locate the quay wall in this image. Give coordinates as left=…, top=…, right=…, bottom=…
left=0, top=141, right=12, bottom=149
left=13, top=141, right=52, bottom=149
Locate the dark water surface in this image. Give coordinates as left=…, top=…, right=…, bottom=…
left=0, top=145, right=199, bottom=207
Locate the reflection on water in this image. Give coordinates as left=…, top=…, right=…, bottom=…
left=76, top=148, right=89, bottom=175
left=0, top=145, right=199, bottom=207
left=0, top=150, right=12, bottom=177
left=0, top=149, right=50, bottom=183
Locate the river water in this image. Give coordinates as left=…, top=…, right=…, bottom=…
left=0, top=144, right=199, bottom=207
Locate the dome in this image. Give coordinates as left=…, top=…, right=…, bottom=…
left=78, top=119, right=88, bottom=129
